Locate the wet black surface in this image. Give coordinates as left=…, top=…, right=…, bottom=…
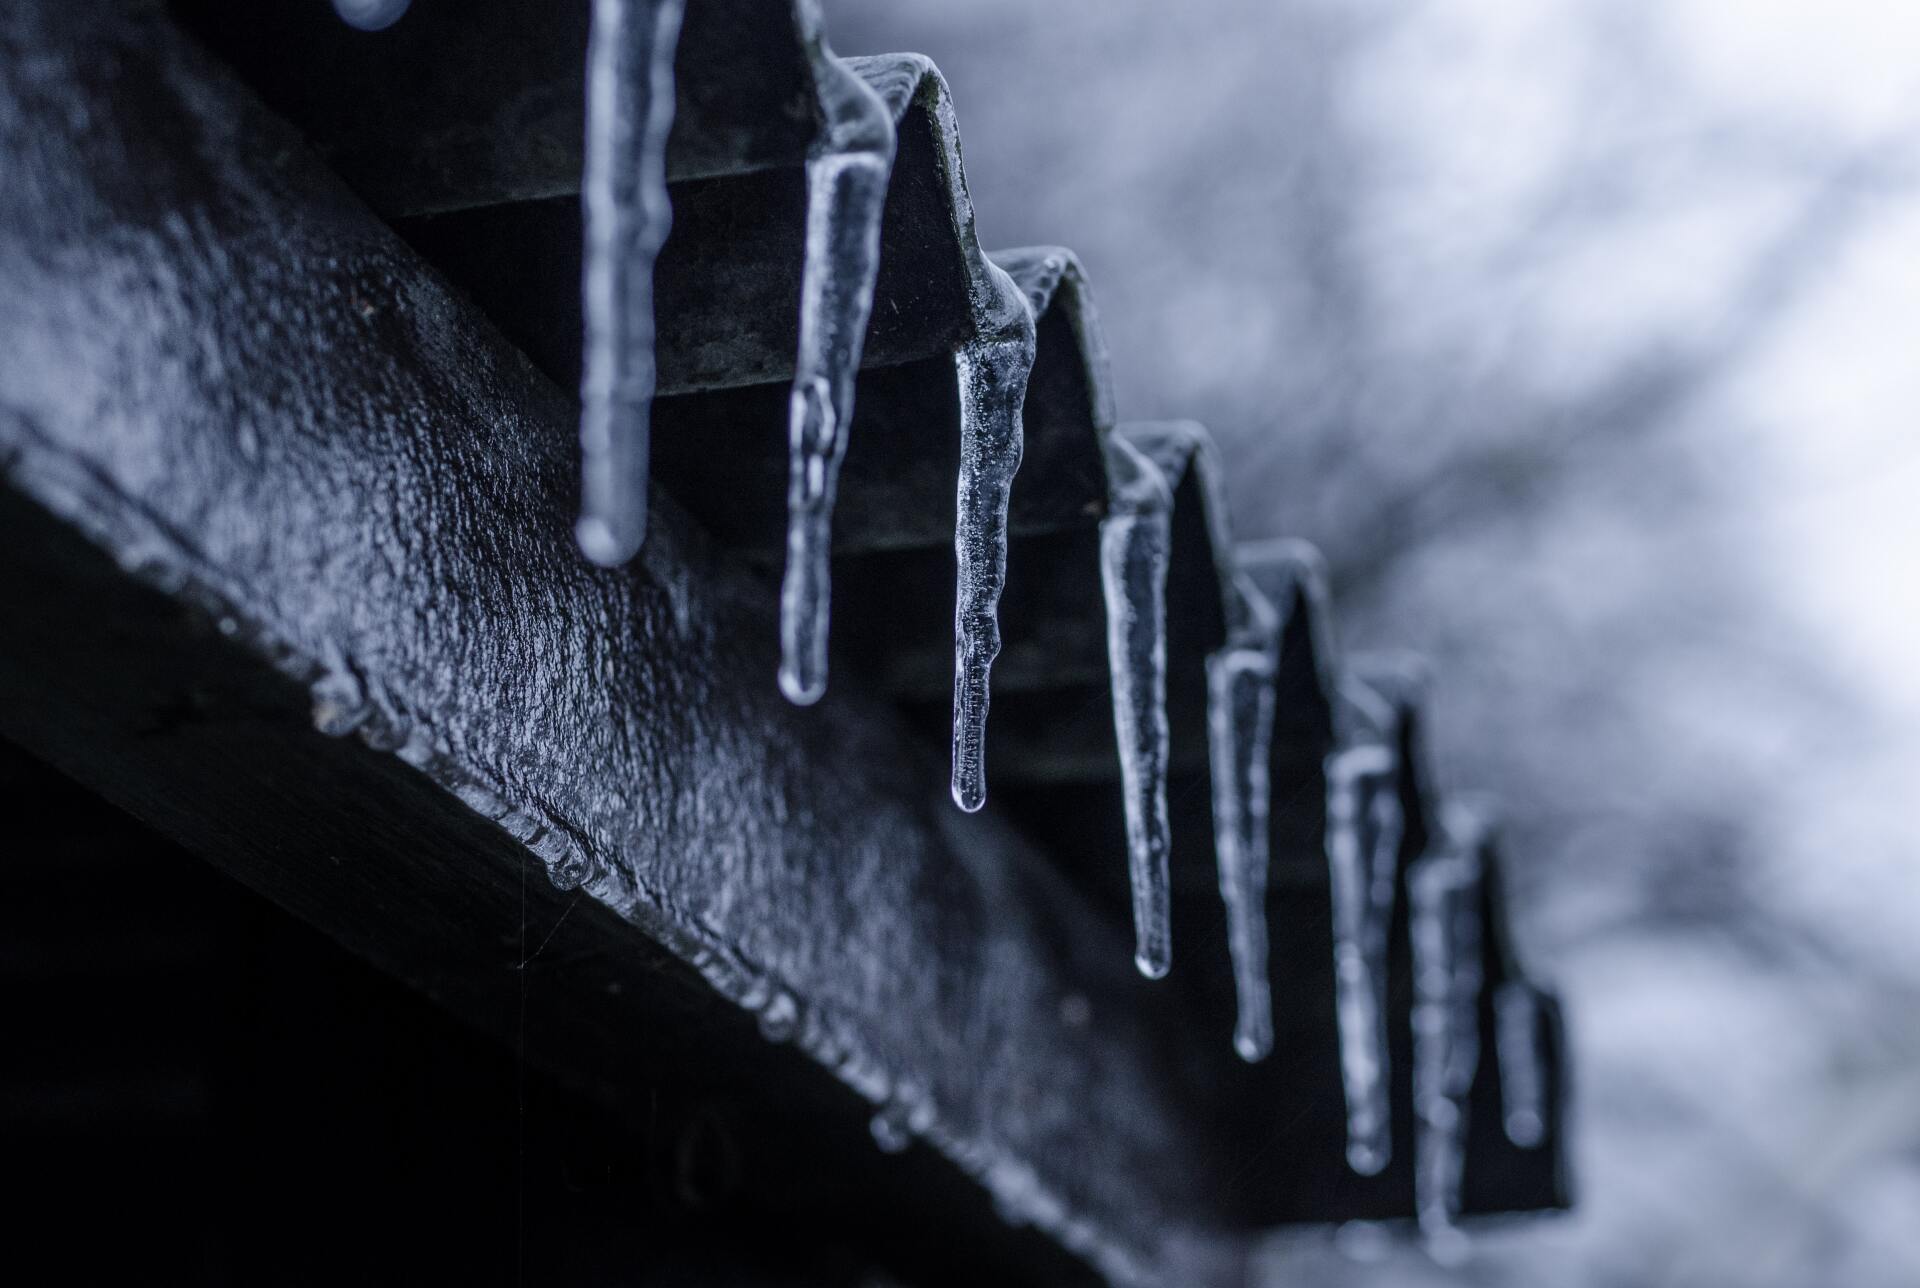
left=1, top=0, right=1570, bottom=1279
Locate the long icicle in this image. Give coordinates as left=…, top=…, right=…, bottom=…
left=1326, top=742, right=1404, bottom=1173
left=948, top=268, right=1036, bottom=814
left=577, top=0, right=686, bottom=567
left=1495, top=981, right=1547, bottom=1148
left=1411, top=836, right=1484, bottom=1261
left=1360, top=750, right=1407, bottom=1135
left=1207, top=635, right=1278, bottom=1057
left=777, top=58, right=896, bottom=705
left=1099, top=439, right=1175, bottom=978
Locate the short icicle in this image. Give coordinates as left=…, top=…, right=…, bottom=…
left=577, top=0, right=686, bottom=567
left=1325, top=741, right=1404, bottom=1173
left=1495, top=981, right=1547, bottom=1148
left=1099, top=439, right=1176, bottom=979
left=1206, top=620, right=1279, bottom=1059
left=777, top=59, right=896, bottom=704
left=1410, top=835, right=1484, bottom=1260
left=948, top=268, right=1037, bottom=814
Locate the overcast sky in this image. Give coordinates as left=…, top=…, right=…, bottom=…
left=828, top=2, right=1920, bottom=1282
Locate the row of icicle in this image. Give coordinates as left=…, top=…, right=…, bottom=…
left=531, top=0, right=1551, bottom=1239
left=574, top=0, right=1179, bottom=966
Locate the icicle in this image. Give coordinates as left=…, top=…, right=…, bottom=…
left=576, top=0, right=686, bottom=567
left=948, top=273, right=1036, bottom=813
left=1496, top=981, right=1547, bottom=1148
left=777, top=60, right=895, bottom=705
left=1099, top=439, right=1175, bottom=978
left=1207, top=641, right=1278, bottom=1059
left=1410, top=841, right=1484, bottom=1254
left=1325, top=743, right=1405, bottom=1174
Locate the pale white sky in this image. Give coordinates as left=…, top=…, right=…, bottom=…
left=822, top=1, right=1920, bottom=1279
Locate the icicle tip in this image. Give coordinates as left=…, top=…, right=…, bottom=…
left=1347, top=1140, right=1388, bottom=1176
left=1134, top=947, right=1170, bottom=981
left=778, top=665, right=826, bottom=707
left=575, top=511, right=643, bottom=568
left=950, top=776, right=988, bottom=814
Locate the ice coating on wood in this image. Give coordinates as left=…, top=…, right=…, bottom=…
left=991, top=245, right=1118, bottom=435
left=577, top=0, right=683, bottom=567
left=1326, top=739, right=1405, bottom=1174
left=777, top=56, right=896, bottom=705
left=4, top=9, right=1578, bottom=1269
left=1496, top=981, right=1547, bottom=1148
left=948, top=266, right=1037, bottom=813
left=1238, top=539, right=1341, bottom=718
left=1100, top=438, right=1176, bottom=978
left=1206, top=578, right=1280, bottom=1060
left=1410, top=828, right=1485, bottom=1254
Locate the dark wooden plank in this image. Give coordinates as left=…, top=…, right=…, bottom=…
left=0, top=4, right=1233, bottom=1280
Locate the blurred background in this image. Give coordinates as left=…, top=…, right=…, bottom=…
left=824, top=1, right=1920, bottom=1283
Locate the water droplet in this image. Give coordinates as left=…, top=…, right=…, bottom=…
left=310, top=669, right=369, bottom=737
left=1346, top=1138, right=1388, bottom=1178
left=758, top=990, right=799, bottom=1043
left=358, top=713, right=408, bottom=752
left=869, top=1104, right=911, bottom=1154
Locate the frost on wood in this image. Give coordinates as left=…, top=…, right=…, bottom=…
left=577, top=0, right=685, bottom=566
left=1410, top=825, right=1486, bottom=1256
left=777, top=55, right=896, bottom=705
left=1099, top=438, right=1176, bottom=978
left=1496, top=981, right=1547, bottom=1149
left=1325, top=739, right=1405, bottom=1174
left=1206, top=581, right=1280, bottom=1059
left=948, top=268, right=1037, bottom=814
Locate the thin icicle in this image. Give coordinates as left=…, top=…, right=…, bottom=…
left=1410, top=840, right=1484, bottom=1255
left=777, top=60, right=895, bottom=705
left=1100, top=440, right=1175, bottom=979
left=1495, top=981, right=1547, bottom=1148
left=577, top=0, right=685, bottom=567
left=1325, top=742, right=1405, bottom=1174
left=948, top=274, right=1036, bottom=814
left=1207, top=643, right=1278, bottom=1058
